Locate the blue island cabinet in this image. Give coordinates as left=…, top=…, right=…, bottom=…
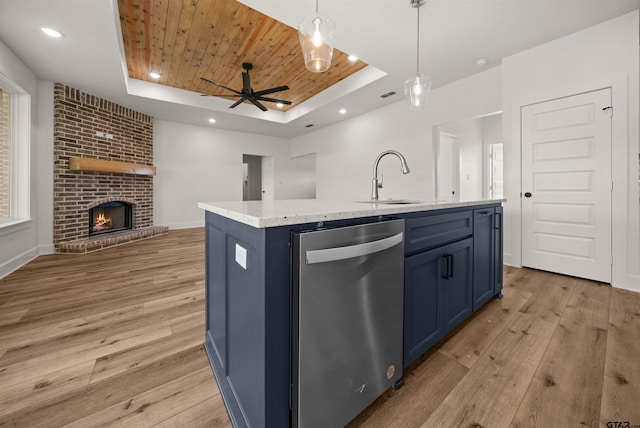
left=203, top=202, right=502, bottom=427
left=402, top=204, right=503, bottom=368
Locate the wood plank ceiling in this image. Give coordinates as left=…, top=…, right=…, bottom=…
left=117, top=0, right=368, bottom=112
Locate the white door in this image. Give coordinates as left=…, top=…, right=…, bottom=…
left=521, top=88, right=612, bottom=283
left=261, top=156, right=275, bottom=200
left=436, top=131, right=459, bottom=201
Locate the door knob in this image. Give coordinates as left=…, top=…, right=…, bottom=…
left=524, top=192, right=532, bottom=198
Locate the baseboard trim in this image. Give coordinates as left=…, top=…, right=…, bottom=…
left=0, top=247, right=39, bottom=280
left=38, top=244, right=55, bottom=255
left=503, top=252, right=517, bottom=267
left=614, top=274, right=640, bottom=293
left=162, top=221, right=204, bottom=230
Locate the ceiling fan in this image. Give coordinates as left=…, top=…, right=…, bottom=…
left=200, top=63, right=292, bottom=111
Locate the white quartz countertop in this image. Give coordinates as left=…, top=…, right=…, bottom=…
left=198, top=199, right=504, bottom=228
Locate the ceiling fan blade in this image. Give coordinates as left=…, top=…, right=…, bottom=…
left=249, top=98, right=268, bottom=111
left=229, top=98, right=247, bottom=109
left=201, top=94, right=243, bottom=98
left=253, top=85, right=289, bottom=96
left=242, top=72, right=251, bottom=93
left=200, top=77, right=243, bottom=95
left=255, top=96, right=292, bottom=105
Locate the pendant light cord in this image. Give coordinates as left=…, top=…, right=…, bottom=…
left=416, top=2, right=420, bottom=75
left=316, top=0, right=319, bottom=14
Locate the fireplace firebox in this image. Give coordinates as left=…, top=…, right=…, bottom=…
left=88, top=201, right=133, bottom=236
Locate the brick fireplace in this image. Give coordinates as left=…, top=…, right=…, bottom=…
left=53, top=84, right=167, bottom=253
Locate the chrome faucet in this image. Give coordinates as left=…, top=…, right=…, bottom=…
left=371, top=150, right=411, bottom=200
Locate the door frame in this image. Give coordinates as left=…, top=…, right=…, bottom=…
left=483, top=139, right=503, bottom=200
left=505, top=74, right=630, bottom=287
left=433, top=127, right=460, bottom=201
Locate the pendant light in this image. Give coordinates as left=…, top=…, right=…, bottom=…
left=404, top=0, right=432, bottom=110
left=298, top=0, right=335, bottom=73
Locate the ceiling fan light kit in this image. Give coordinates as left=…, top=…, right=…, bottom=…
left=298, top=0, right=336, bottom=73
left=404, top=0, right=432, bottom=110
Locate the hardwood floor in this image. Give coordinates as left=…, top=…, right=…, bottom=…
left=1, top=228, right=639, bottom=427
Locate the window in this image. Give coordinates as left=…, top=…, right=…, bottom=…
left=0, top=74, right=30, bottom=229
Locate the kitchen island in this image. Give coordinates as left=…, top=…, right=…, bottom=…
left=198, top=199, right=504, bottom=428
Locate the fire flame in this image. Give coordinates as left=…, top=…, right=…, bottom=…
left=96, top=212, right=107, bottom=224
left=93, top=211, right=112, bottom=231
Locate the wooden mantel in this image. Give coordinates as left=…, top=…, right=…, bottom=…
left=68, top=157, right=156, bottom=176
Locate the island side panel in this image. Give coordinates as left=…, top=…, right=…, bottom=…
left=205, top=218, right=227, bottom=370
left=264, top=226, right=294, bottom=425
left=204, top=211, right=290, bottom=428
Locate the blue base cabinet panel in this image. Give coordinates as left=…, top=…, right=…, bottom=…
left=403, top=237, right=473, bottom=368
left=472, top=208, right=496, bottom=311
left=204, top=211, right=292, bottom=428
left=402, top=203, right=502, bottom=368
left=494, top=206, right=504, bottom=297
left=404, top=247, right=445, bottom=365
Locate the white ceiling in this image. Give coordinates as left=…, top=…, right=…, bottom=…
left=0, top=0, right=638, bottom=138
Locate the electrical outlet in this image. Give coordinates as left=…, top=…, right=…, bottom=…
left=96, top=131, right=105, bottom=137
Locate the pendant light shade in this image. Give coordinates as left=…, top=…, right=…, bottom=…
left=298, top=1, right=335, bottom=73
left=404, top=0, right=431, bottom=109
left=404, top=73, right=432, bottom=110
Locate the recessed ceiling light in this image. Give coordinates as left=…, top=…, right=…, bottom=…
left=41, top=27, right=62, bottom=38
left=149, top=72, right=161, bottom=79
left=475, top=58, right=488, bottom=68
left=276, top=102, right=284, bottom=108
left=208, top=118, right=216, bottom=124
left=348, top=55, right=358, bottom=62
left=339, top=108, right=347, bottom=114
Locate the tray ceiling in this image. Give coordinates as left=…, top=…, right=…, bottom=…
left=117, top=0, right=368, bottom=112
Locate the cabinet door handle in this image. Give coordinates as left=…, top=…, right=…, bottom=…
left=447, top=254, right=453, bottom=278
left=476, top=210, right=491, bottom=215
left=439, top=255, right=449, bottom=279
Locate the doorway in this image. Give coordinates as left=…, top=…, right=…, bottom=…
left=521, top=88, right=612, bottom=283
left=435, top=130, right=459, bottom=202
left=488, top=142, right=504, bottom=199
left=242, top=154, right=262, bottom=201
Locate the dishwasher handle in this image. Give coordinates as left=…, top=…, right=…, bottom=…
left=305, top=232, right=404, bottom=265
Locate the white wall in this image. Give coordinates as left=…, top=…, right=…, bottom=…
left=482, top=114, right=502, bottom=141
left=289, top=66, right=502, bottom=203
left=277, top=153, right=316, bottom=200
left=153, top=120, right=299, bottom=229
left=502, top=10, right=640, bottom=291
left=0, top=39, right=53, bottom=279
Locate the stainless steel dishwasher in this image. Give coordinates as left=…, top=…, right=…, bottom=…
left=292, top=219, right=405, bottom=428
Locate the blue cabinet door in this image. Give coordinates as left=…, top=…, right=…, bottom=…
left=403, top=237, right=473, bottom=368
left=442, top=237, right=473, bottom=333
left=473, top=208, right=496, bottom=311
left=404, top=246, right=445, bottom=367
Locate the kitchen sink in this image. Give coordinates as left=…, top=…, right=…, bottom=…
left=358, top=199, right=424, bottom=205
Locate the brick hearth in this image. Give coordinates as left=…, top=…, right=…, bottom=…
left=57, top=226, right=168, bottom=254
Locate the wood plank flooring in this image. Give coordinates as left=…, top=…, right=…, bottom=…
left=1, top=229, right=639, bottom=427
